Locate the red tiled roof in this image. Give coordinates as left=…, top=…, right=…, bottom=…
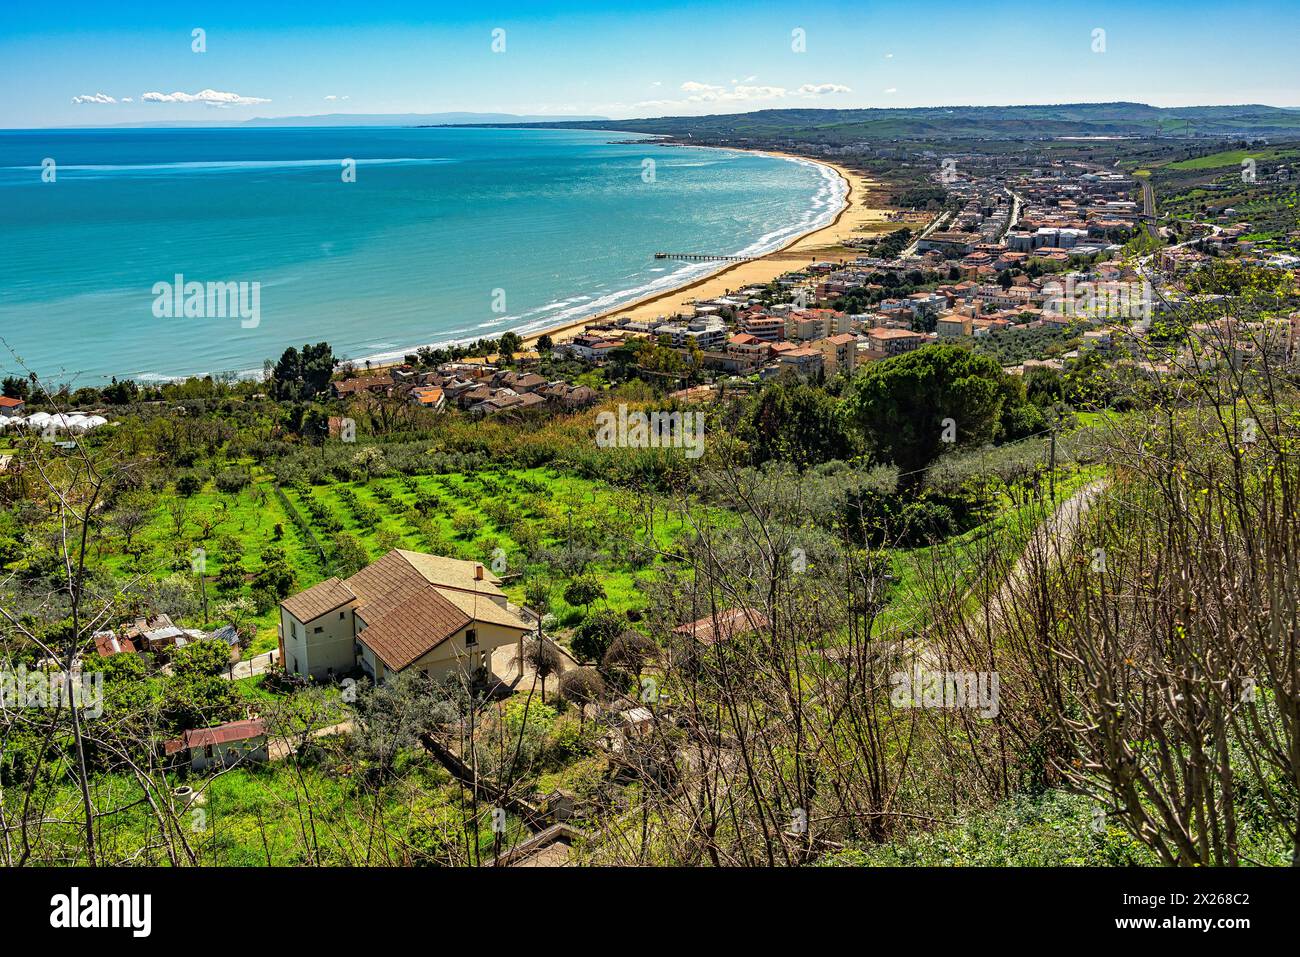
left=673, top=607, right=768, bottom=646
left=165, top=719, right=267, bottom=755
left=347, top=550, right=473, bottom=671
left=94, top=632, right=137, bottom=657
left=281, top=577, right=355, bottom=623
left=0, top=396, right=23, bottom=408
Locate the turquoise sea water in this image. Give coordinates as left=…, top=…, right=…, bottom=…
left=0, top=127, right=843, bottom=386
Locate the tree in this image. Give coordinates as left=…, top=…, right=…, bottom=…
left=557, top=667, right=606, bottom=726
left=498, top=331, right=522, bottom=364
left=517, top=637, right=564, bottom=703
left=215, top=561, right=246, bottom=596
left=352, top=446, right=388, bottom=484
left=572, top=608, right=627, bottom=663
left=109, top=493, right=153, bottom=553
left=2, top=375, right=29, bottom=401
left=845, top=344, right=1020, bottom=481
left=524, top=578, right=551, bottom=614
left=332, top=532, right=370, bottom=577
left=171, top=637, right=234, bottom=678
left=746, top=382, right=857, bottom=468
left=536, top=334, right=554, bottom=353
left=217, top=596, right=255, bottom=634
left=563, top=573, right=604, bottom=614
left=252, top=546, right=296, bottom=600
left=602, top=629, right=657, bottom=685
left=270, top=342, right=335, bottom=402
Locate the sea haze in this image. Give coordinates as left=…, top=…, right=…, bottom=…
left=0, top=127, right=843, bottom=386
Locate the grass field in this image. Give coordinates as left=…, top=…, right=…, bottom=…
left=112, top=465, right=706, bottom=654
left=1166, top=147, right=1299, bottom=170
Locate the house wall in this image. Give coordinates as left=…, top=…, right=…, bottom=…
left=402, top=621, right=528, bottom=682
left=358, top=641, right=386, bottom=684
left=191, top=737, right=269, bottom=772
left=280, top=605, right=356, bottom=680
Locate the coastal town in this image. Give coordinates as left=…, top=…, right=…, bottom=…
left=3, top=99, right=1299, bottom=886
left=518, top=148, right=1299, bottom=392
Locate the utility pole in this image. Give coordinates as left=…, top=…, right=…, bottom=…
left=1048, top=405, right=1062, bottom=502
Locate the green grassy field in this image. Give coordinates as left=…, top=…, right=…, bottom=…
left=1166, top=147, right=1299, bottom=170
left=112, top=465, right=704, bottom=654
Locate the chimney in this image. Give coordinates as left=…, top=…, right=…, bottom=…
left=474, top=563, right=484, bottom=581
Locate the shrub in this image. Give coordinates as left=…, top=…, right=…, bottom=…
left=214, top=467, right=251, bottom=494
left=572, top=609, right=627, bottom=663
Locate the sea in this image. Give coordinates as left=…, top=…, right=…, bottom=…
left=0, top=126, right=844, bottom=386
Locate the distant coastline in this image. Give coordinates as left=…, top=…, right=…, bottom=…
left=0, top=128, right=866, bottom=386
left=515, top=146, right=883, bottom=350
left=355, top=143, right=880, bottom=369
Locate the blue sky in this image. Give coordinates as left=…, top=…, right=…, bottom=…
left=2, top=0, right=1297, bottom=127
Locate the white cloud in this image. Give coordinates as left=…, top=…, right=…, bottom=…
left=884, top=87, right=898, bottom=94
left=885, top=53, right=894, bottom=59
left=141, top=88, right=271, bottom=107
left=635, top=79, right=850, bottom=111
left=121, top=97, right=133, bottom=103
left=324, top=94, right=350, bottom=101
left=71, top=93, right=116, bottom=105
left=680, top=81, right=788, bottom=103
left=796, top=83, right=852, bottom=96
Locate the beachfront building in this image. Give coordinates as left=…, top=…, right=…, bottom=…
left=739, top=314, right=787, bottom=342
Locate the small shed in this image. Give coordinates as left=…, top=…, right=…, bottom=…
left=164, top=719, right=268, bottom=771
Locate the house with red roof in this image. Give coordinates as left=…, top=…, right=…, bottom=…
left=279, top=550, right=536, bottom=684
left=164, top=719, right=268, bottom=771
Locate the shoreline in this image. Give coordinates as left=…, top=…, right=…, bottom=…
left=241, top=143, right=877, bottom=382
left=339, top=143, right=889, bottom=372
left=516, top=146, right=889, bottom=349
left=36, top=140, right=891, bottom=387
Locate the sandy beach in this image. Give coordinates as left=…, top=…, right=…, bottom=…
left=521, top=149, right=894, bottom=347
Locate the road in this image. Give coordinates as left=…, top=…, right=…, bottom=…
left=901, top=208, right=952, bottom=257
left=1140, top=178, right=1159, bottom=240
left=984, top=480, right=1109, bottom=628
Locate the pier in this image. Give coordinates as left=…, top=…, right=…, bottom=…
left=654, top=252, right=759, bottom=263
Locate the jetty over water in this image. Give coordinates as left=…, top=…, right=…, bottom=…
left=654, top=252, right=759, bottom=263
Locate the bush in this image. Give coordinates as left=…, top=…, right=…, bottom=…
left=563, top=573, right=604, bottom=612
left=572, top=609, right=627, bottom=662
left=214, top=467, right=252, bottom=494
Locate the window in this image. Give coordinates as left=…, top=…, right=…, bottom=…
left=339, top=611, right=346, bottom=620
left=465, top=629, right=478, bottom=647
left=313, top=626, right=323, bottom=634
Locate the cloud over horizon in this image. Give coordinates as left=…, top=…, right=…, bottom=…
left=141, top=89, right=272, bottom=107
left=635, top=79, right=851, bottom=110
